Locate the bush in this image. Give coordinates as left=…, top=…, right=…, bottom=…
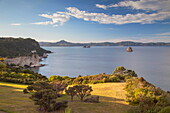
left=0, top=62, right=6, bottom=71
left=47, top=66, right=138, bottom=85
left=0, top=66, right=47, bottom=84
left=158, top=106, right=170, bottom=113
left=48, top=75, right=63, bottom=81
left=112, top=66, right=126, bottom=74
left=125, top=77, right=169, bottom=113
left=23, top=89, right=29, bottom=94
left=109, top=75, right=121, bottom=82
left=84, top=96, right=99, bottom=103
left=65, top=107, right=72, bottom=113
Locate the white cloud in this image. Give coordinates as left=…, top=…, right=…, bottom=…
left=10, top=23, right=21, bottom=26
left=95, top=0, right=170, bottom=24
left=96, top=4, right=107, bottom=10
left=96, top=0, right=170, bottom=12
left=65, top=7, right=170, bottom=24
left=32, top=12, right=70, bottom=26
left=31, top=21, right=54, bottom=25
left=33, top=0, right=170, bottom=26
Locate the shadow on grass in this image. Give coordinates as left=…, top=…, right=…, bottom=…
left=65, top=95, right=132, bottom=113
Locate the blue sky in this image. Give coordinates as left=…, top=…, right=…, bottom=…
left=0, top=0, right=170, bottom=42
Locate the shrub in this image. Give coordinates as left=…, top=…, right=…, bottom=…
left=158, top=106, right=170, bottom=113
left=65, top=107, right=72, bottom=113
left=125, top=77, right=169, bottom=113
left=112, top=66, right=126, bottom=74
left=109, top=75, right=121, bottom=82
left=84, top=96, right=99, bottom=103
left=0, top=62, right=6, bottom=71
left=48, top=75, right=63, bottom=81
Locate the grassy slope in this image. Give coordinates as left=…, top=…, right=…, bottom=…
left=0, top=82, right=132, bottom=113
left=0, top=82, right=37, bottom=113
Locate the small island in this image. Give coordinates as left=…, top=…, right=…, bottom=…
left=83, top=45, right=91, bottom=48
left=126, top=47, right=133, bottom=52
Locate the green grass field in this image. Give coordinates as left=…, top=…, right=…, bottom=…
left=0, top=82, right=132, bottom=113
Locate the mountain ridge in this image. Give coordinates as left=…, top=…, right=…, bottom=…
left=39, top=40, right=170, bottom=46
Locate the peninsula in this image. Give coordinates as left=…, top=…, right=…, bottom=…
left=0, top=37, right=51, bottom=67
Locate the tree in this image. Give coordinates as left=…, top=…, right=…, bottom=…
left=73, top=85, right=93, bottom=101
left=24, top=81, right=68, bottom=112
left=26, top=81, right=52, bottom=92
left=66, top=87, right=76, bottom=101
left=112, top=66, right=126, bottom=74
left=51, top=81, right=67, bottom=96
left=31, top=89, right=57, bottom=111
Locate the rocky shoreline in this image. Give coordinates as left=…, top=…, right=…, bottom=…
left=4, top=53, right=49, bottom=68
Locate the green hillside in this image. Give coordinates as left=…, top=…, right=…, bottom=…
left=0, top=38, right=51, bottom=58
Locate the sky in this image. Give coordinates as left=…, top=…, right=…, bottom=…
left=0, top=0, right=170, bottom=42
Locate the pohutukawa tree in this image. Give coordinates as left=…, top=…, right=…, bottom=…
left=66, top=87, right=76, bottom=101
left=66, top=85, right=93, bottom=102
left=24, top=81, right=68, bottom=112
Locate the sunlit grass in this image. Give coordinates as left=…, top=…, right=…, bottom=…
left=0, top=82, right=27, bottom=89
left=0, top=82, right=132, bottom=113
left=64, top=83, right=131, bottom=113
left=0, top=82, right=37, bottom=113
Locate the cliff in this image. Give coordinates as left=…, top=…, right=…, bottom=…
left=4, top=53, right=41, bottom=67
left=0, top=37, right=51, bottom=67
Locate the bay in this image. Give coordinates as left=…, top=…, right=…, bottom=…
left=36, top=46, right=170, bottom=91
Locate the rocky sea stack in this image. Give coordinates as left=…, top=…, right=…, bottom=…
left=126, top=47, right=133, bottom=52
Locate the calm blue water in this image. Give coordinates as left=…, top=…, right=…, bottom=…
left=37, top=46, right=170, bottom=91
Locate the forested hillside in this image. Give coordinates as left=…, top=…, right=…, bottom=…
left=0, top=37, right=51, bottom=58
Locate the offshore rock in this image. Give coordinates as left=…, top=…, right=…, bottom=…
left=126, top=47, right=133, bottom=52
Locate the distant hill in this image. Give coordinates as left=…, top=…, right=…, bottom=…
left=0, top=37, right=51, bottom=58
left=39, top=40, right=170, bottom=47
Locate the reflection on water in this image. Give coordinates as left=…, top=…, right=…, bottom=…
left=33, top=46, right=170, bottom=91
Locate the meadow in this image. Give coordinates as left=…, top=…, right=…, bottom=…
left=0, top=82, right=132, bottom=113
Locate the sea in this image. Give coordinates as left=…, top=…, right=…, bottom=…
left=32, top=46, right=170, bottom=91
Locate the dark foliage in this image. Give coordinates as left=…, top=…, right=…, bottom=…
left=66, top=85, right=93, bottom=101
left=24, top=81, right=68, bottom=112
left=0, top=37, right=51, bottom=57
left=65, top=87, right=77, bottom=101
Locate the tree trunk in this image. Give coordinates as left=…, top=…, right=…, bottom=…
left=80, top=97, right=83, bottom=102
left=71, top=96, right=73, bottom=101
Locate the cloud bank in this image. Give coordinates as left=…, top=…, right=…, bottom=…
left=32, top=0, right=170, bottom=26
left=96, top=0, right=170, bottom=11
